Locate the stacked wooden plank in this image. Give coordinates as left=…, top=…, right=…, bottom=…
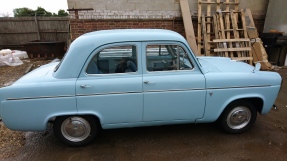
left=198, top=0, right=253, bottom=65
left=243, top=9, right=273, bottom=70
left=179, top=0, right=273, bottom=69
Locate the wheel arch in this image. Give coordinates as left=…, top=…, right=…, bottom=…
left=225, top=97, right=264, bottom=113
left=48, top=113, right=103, bottom=130
left=218, top=96, right=264, bottom=119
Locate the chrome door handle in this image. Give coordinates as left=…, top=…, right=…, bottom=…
left=80, top=85, right=93, bottom=88
left=144, top=80, right=156, bottom=84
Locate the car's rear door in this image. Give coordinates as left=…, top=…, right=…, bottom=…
left=75, top=42, right=143, bottom=125
left=142, top=42, right=206, bottom=122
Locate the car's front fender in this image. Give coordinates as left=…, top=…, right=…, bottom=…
left=196, top=85, right=280, bottom=123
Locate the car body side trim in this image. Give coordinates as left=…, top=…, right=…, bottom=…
left=76, top=91, right=140, bottom=97
left=7, top=95, right=74, bottom=101
left=6, top=85, right=271, bottom=100
left=207, top=85, right=271, bottom=90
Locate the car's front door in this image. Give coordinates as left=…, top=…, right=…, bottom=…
left=76, top=43, right=143, bottom=125
left=142, top=42, right=206, bottom=122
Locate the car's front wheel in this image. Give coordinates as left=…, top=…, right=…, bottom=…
left=53, top=115, right=98, bottom=147
left=218, top=101, right=257, bottom=134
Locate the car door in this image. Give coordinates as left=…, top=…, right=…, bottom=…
left=142, top=42, right=206, bottom=122
left=76, top=43, right=143, bottom=125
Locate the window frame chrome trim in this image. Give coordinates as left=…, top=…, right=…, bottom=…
left=145, top=44, right=194, bottom=73
left=84, top=44, right=139, bottom=76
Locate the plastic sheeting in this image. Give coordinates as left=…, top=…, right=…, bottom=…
left=0, top=49, right=28, bottom=66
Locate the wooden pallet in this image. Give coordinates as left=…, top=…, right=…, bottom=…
left=198, top=0, right=253, bottom=64
left=196, top=1, right=273, bottom=69
left=197, top=0, right=239, bottom=56
left=212, top=38, right=252, bottom=64
left=212, top=9, right=253, bottom=64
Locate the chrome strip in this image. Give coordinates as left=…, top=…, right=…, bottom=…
left=144, top=88, right=204, bottom=93
left=76, top=91, right=140, bottom=97
left=144, top=85, right=271, bottom=93
left=207, top=85, right=271, bottom=90
left=86, top=71, right=139, bottom=76
left=84, top=44, right=139, bottom=76
left=7, top=95, right=74, bottom=101
left=145, top=44, right=195, bottom=73
left=7, top=85, right=271, bottom=100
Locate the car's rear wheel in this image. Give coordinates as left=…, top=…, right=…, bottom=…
left=218, top=101, right=257, bottom=134
left=53, top=115, right=98, bottom=147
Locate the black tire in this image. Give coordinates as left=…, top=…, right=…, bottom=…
left=53, top=115, right=98, bottom=147
left=218, top=100, right=257, bottom=134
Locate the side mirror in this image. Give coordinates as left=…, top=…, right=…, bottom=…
left=252, top=62, right=261, bottom=73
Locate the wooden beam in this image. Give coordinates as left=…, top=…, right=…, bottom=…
left=230, top=10, right=241, bottom=57
left=214, top=47, right=251, bottom=52
left=67, top=8, right=94, bottom=11
left=218, top=11, right=229, bottom=57
left=34, top=15, right=40, bottom=40
left=199, top=1, right=239, bottom=5
left=231, top=57, right=253, bottom=61
left=180, top=0, right=199, bottom=56
left=216, top=0, right=220, bottom=11
left=240, top=9, right=248, bottom=38
left=206, top=0, right=211, bottom=56
left=197, top=0, right=202, bottom=54
left=202, top=15, right=209, bottom=56
left=0, top=31, right=69, bottom=34
left=213, top=38, right=250, bottom=43
left=244, top=8, right=273, bottom=69
left=243, top=8, right=256, bottom=28
left=225, top=0, right=233, bottom=57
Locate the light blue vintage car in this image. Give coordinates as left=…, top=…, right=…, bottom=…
left=0, top=29, right=282, bottom=146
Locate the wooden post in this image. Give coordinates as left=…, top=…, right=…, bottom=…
left=244, top=8, right=273, bottom=70
left=225, top=0, right=233, bottom=57
left=34, top=13, right=40, bottom=40
left=202, top=15, right=208, bottom=56
left=206, top=0, right=211, bottom=56
left=197, top=0, right=202, bottom=55
left=218, top=11, right=229, bottom=57
left=230, top=10, right=242, bottom=57
left=180, top=0, right=199, bottom=56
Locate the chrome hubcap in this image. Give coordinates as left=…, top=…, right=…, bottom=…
left=227, top=106, right=251, bottom=129
left=61, top=117, right=91, bottom=142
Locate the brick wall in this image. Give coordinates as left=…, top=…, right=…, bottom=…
left=70, top=18, right=184, bottom=40
left=68, top=0, right=268, bottom=19
left=68, top=0, right=268, bottom=42
left=70, top=18, right=265, bottom=41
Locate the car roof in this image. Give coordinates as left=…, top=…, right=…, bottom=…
left=80, top=29, right=186, bottom=42
left=54, top=29, right=190, bottom=78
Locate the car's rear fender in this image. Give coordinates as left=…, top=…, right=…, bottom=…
left=1, top=97, right=77, bottom=131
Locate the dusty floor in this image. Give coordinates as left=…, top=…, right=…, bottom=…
left=0, top=60, right=287, bottom=161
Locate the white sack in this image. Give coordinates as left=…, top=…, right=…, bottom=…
left=0, top=49, right=23, bottom=66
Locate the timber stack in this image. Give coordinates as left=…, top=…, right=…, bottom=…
left=180, top=0, right=273, bottom=70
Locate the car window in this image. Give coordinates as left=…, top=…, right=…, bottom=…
left=146, top=45, right=193, bottom=72
left=86, top=45, right=137, bottom=74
